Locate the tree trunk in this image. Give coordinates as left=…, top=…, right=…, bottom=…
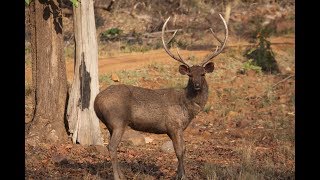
left=224, top=0, right=240, bottom=25
left=27, top=0, right=68, bottom=145
left=224, top=1, right=232, bottom=25
left=67, top=0, right=103, bottom=145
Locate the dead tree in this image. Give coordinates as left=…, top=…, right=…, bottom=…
left=67, top=0, right=103, bottom=145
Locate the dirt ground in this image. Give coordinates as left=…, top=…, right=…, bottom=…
left=25, top=33, right=295, bottom=179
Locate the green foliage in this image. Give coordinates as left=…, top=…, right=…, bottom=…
left=242, top=59, right=262, bottom=74
left=244, top=31, right=280, bottom=74
left=100, top=28, right=123, bottom=42
left=70, top=0, right=79, bottom=8
left=102, top=28, right=123, bottom=37
left=25, top=0, right=32, bottom=5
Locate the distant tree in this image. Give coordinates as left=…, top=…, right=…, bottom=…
left=26, top=0, right=69, bottom=144
left=67, top=0, right=104, bottom=145
left=223, top=0, right=240, bottom=24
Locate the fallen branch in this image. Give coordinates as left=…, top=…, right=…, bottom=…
left=272, top=75, right=295, bottom=89
left=143, top=29, right=182, bottom=38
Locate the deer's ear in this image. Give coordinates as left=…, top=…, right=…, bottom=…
left=204, top=62, right=214, bottom=73
left=179, top=65, right=190, bottom=75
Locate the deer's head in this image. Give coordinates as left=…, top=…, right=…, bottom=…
left=161, top=14, right=228, bottom=91
left=178, top=63, right=214, bottom=90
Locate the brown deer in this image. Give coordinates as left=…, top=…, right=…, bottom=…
left=94, top=14, right=228, bottom=180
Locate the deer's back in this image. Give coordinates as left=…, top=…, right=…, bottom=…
left=94, top=84, right=190, bottom=134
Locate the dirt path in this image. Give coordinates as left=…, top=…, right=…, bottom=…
left=26, top=50, right=212, bottom=82
left=25, top=35, right=294, bottom=82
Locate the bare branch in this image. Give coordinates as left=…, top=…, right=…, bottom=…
left=272, top=75, right=295, bottom=88
left=167, top=30, right=178, bottom=45
left=209, top=28, right=223, bottom=44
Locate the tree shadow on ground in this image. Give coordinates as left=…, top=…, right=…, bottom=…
left=51, top=158, right=164, bottom=179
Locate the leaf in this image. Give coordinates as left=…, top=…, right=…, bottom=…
left=70, top=0, right=79, bottom=8
left=25, top=0, right=31, bottom=5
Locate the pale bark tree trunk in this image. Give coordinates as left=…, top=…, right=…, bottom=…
left=224, top=0, right=240, bottom=25
left=27, top=0, right=68, bottom=145
left=224, top=0, right=232, bottom=24
left=67, top=0, right=103, bottom=145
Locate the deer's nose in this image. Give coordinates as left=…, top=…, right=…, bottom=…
left=194, top=83, right=201, bottom=90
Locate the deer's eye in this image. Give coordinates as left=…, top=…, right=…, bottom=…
left=201, top=74, right=205, bottom=76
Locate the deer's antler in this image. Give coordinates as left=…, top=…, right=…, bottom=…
left=201, top=14, right=228, bottom=66
left=162, top=17, right=191, bottom=67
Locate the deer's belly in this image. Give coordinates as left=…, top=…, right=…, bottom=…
left=128, top=104, right=188, bottom=134
left=128, top=104, right=167, bottom=134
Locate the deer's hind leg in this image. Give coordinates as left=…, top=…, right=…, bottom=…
left=108, top=122, right=126, bottom=180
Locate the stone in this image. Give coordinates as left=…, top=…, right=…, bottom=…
left=111, top=73, right=120, bottom=82
left=160, top=140, right=175, bottom=153
left=145, top=137, right=154, bottom=144
left=122, top=129, right=146, bottom=146
left=285, top=67, right=292, bottom=73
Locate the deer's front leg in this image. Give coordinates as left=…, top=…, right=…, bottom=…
left=169, top=129, right=186, bottom=180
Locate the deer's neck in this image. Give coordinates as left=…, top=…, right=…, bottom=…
left=184, top=79, right=209, bottom=117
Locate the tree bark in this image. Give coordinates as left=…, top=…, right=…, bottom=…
left=224, top=0, right=240, bottom=25
left=67, top=0, right=103, bottom=145
left=224, top=1, right=232, bottom=25
left=27, top=0, right=68, bottom=145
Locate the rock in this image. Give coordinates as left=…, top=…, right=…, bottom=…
left=161, top=140, right=175, bottom=153
left=111, top=73, right=120, bottom=82
left=145, top=137, right=154, bottom=144
left=285, top=67, right=292, bottom=73
left=122, top=129, right=146, bottom=146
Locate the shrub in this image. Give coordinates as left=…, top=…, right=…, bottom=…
left=240, top=59, right=262, bottom=74
left=100, top=28, right=123, bottom=41
left=244, top=31, right=280, bottom=74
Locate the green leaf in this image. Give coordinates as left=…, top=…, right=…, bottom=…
left=25, top=0, right=31, bottom=5
left=70, top=0, right=79, bottom=8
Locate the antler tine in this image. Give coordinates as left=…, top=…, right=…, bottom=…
left=213, top=45, right=219, bottom=54
left=176, top=48, right=184, bottom=62
left=201, top=14, right=228, bottom=66
left=162, top=17, right=191, bottom=67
